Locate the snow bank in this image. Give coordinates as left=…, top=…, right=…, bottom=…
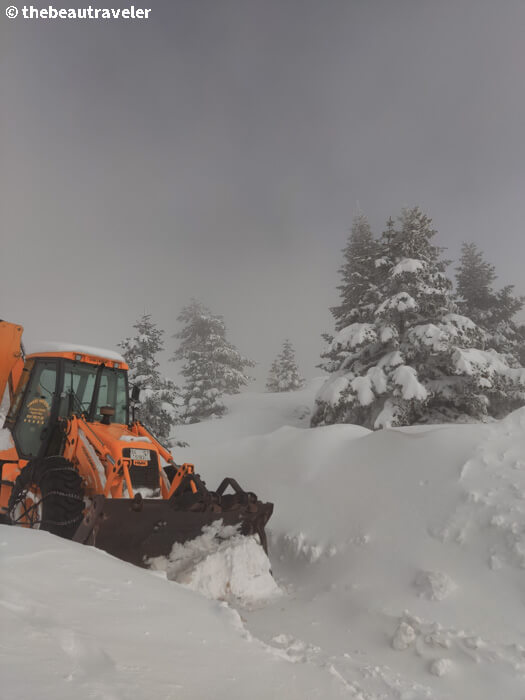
left=0, top=527, right=349, bottom=700
left=175, top=392, right=525, bottom=699
left=176, top=379, right=326, bottom=448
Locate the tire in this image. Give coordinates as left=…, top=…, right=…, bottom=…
left=7, top=457, right=85, bottom=539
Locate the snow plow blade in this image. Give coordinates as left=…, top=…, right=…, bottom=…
left=73, top=478, right=273, bottom=568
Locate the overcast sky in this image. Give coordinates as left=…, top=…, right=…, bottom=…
left=2, top=0, right=525, bottom=386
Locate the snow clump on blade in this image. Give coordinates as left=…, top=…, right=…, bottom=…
left=149, top=522, right=282, bottom=608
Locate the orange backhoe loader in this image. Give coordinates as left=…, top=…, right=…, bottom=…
left=0, top=320, right=272, bottom=567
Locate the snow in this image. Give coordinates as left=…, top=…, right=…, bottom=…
left=442, top=313, right=477, bottom=333
left=331, top=322, right=377, bottom=350
left=391, top=258, right=426, bottom=276
left=379, top=324, right=397, bottom=342
left=392, top=365, right=428, bottom=401
left=453, top=347, right=510, bottom=376
left=392, top=620, right=417, bottom=650
left=451, top=348, right=525, bottom=390
left=3, top=383, right=525, bottom=698
left=407, top=323, right=449, bottom=352
left=0, top=528, right=346, bottom=700
left=378, top=350, right=404, bottom=369
left=315, top=374, right=350, bottom=407
left=430, top=658, right=453, bottom=677
left=149, top=522, right=282, bottom=608
left=376, top=292, right=418, bottom=315
left=368, top=365, right=387, bottom=394
left=177, top=379, right=328, bottom=447
left=350, top=375, right=375, bottom=406
left=26, top=341, right=126, bottom=364
left=407, top=316, right=480, bottom=354
left=0, top=423, right=13, bottom=450
left=414, top=570, right=457, bottom=601
left=374, top=397, right=402, bottom=428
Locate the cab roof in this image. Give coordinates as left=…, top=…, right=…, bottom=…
left=26, top=342, right=128, bottom=370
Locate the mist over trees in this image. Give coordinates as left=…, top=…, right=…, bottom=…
left=119, top=214, right=525, bottom=441
left=313, top=207, right=525, bottom=429
left=120, top=301, right=255, bottom=439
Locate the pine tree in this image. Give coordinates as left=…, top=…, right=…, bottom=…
left=455, top=243, right=496, bottom=323
left=456, top=242, right=524, bottom=362
left=332, top=212, right=379, bottom=329
left=172, top=299, right=254, bottom=423
left=119, top=314, right=181, bottom=444
left=319, top=212, right=380, bottom=374
left=313, top=207, right=525, bottom=429
left=266, top=339, right=305, bottom=392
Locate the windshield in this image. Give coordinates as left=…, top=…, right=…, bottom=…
left=93, top=366, right=128, bottom=424
left=60, top=361, right=128, bottom=424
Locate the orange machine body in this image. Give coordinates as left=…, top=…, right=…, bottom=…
left=0, top=322, right=195, bottom=517
left=0, top=320, right=272, bottom=568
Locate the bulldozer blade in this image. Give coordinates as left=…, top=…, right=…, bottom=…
left=73, top=493, right=273, bottom=568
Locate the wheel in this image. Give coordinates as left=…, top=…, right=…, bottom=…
left=7, top=457, right=85, bottom=539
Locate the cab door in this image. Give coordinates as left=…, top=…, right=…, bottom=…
left=9, top=359, right=59, bottom=458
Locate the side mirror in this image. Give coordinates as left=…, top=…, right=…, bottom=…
left=131, top=384, right=141, bottom=403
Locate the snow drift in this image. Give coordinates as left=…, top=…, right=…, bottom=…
left=2, top=381, right=525, bottom=699
left=175, top=383, right=525, bottom=699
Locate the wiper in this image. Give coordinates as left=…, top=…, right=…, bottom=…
left=67, top=390, right=85, bottom=416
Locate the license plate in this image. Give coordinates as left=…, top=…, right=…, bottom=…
left=130, top=448, right=150, bottom=461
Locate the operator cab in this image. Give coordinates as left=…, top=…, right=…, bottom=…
left=5, top=345, right=129, bottom=459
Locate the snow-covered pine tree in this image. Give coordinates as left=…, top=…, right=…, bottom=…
left=118, top=314, right=181, bottom=444
left=332, top=212, right=379, bottom=329
left=319, top=212, right=381, bottom=375
left=456, top=242, right=525, bottom=362
left=455, top=242, right=496, bottom=322
left=266, top=339, right=305, bottom=392
left=313, top=207, right=525, bottom=429
left=172, top=299, right=255, bottom=423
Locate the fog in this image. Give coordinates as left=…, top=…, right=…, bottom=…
left=2, top=0, right=525, bottom=386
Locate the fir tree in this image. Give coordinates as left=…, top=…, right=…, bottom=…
left=319, top=211, right=380, bottom=374
left=456, top=242, right=524, bottom=362
left=455, top=242, right=496, bottom=323
left=332, top=212, right=379, bottom=329
left=313, top=207, right=525, bottom=429
left=172, top=299, right=254, bottom=423
left=118, top=314, right=181, bottom=445
left=266, top=339, right=305, bottom=392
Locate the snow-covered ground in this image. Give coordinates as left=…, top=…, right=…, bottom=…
left=2, top=381, right=525, bottom=698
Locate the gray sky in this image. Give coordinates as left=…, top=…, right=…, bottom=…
left=2, top=0, right=525, bottom=387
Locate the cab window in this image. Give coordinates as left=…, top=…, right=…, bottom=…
left=59, top=362, right=97, bottom=417
left=94, top=368, right=128, bottom=424
left=12, top=359, right=57, bottom=457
